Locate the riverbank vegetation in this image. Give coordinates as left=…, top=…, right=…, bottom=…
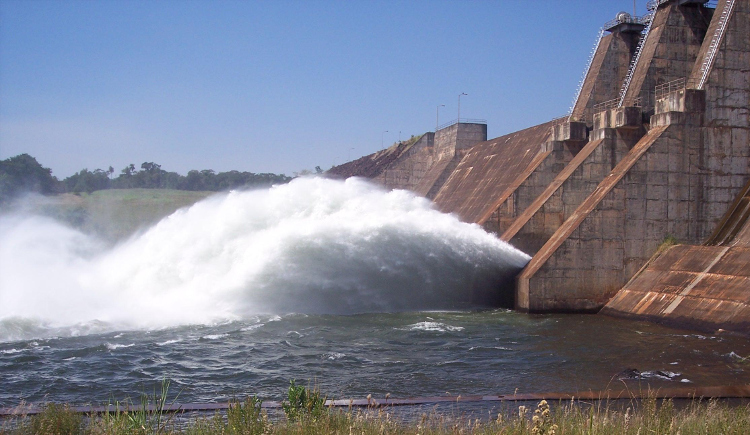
left=0, top=153, right=292, bottom=204
left=2, top=383, right=750, bottom=434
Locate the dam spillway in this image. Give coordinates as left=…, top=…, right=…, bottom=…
left=328, top=0, right=750, bottom=334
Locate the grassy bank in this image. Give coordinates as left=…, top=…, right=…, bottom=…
left=3, top=385, right=750, bottom=434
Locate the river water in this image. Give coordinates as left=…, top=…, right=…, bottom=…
left=1, top=311, right=750, bottom=408
left=1, top=178, right=748, bottom=408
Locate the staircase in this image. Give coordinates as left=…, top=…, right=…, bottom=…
left=695, top=0, right=737, bottom=89
left=568, top=27, right=605, bottom=119
left=618, top=10, right=656, bottom=107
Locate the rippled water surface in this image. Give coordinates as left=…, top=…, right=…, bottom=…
left=2, top=311, right=749, bottom=407
left=1, top=179, right=748, bottom=408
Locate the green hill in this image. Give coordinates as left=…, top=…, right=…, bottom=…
left=23, top=189, right=214, bottom=242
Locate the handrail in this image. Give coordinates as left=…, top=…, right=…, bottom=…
left=654, top=77, right=701, bottom=99
left=617, top=9, right=656, bottom=107
left=593, top=98, right=620, bottom=112
left=436, top=118, right=487, bottom=131
left=646, top=0, right=671, bottom=11
left=568, top=27, right=605, bottom=118
left=696, top=0, right=736, bottom=90
left=602, top=13, right=651, bottom=30
left=655, top=78, right=686, bottom=99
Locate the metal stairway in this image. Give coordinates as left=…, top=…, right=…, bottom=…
left=568, top=27, right=604, bottom=120
left=617, top=8, right=657, bottom=107
left=696, top=0, right=737, bottom=89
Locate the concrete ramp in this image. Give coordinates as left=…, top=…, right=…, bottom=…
left=732, top=209, right=750, bottom=247
left=520, top=126, right=668, bottom=279
left=501, top=139, right=605, bottom=242
left=413, top=155, right=459, bottom=199
left=476, top=147, right=552, bottom=230
left=620, top=2, right=710, bottom=107
left=432, top=121, right=553, bottom=223
left=571, top=29, right=641, bottom=124
left=516, top=125, right=669, bottom=312
left=601, top=244, right=750, bottom=334
left=602, top=175, right=750, bottom=334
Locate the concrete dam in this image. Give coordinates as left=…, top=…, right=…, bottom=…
left=328, top=0, right=750, bottom=334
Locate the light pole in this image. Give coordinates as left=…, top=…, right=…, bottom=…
left=436, top=104, right=445, bottom=131
left=381, top=130, right=389, bottom=149
left=458, top=92, right=467, bottom=124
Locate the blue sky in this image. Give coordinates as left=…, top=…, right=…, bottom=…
left=0, top=1, right=635, bottom=178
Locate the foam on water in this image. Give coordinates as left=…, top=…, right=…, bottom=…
left=405, top=322, right=465, bottom=332
left=0, top=177, right=530, bottom=341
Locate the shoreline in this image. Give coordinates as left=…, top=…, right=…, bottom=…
left=3, top=384, right=750, bottom=417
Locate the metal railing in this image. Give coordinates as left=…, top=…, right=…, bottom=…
left=593, top=98, right=620, bottom=112
left=696, top=0, right=736, bottom=90
left=655, top=78, right=687, bottom=99
left=646, top=0, right=671, bottom=11
left=594, top=91, right=652, bottom=113
left=568, top=27, right=605, bottom=118
left=654, top=77, right=701, bottom=99
left=602, top=13, right=652, bottom=30
left=617, top=9, right=656, bottom=107
left=436, top=118, right=487, bottom=131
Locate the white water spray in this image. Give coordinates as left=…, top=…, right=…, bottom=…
left=0, top=178, right=529, bottom=340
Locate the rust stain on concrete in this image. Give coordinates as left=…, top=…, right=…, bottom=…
left=501, top=139, right=605, bottom=241
left=520, top=125, right=669, bottom=279
left=432, top=121, right=554, bottom=223
left=476, top=147, right=552, bottom=226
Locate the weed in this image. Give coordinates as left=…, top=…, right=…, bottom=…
left=280, top=380, right=326, bottom=422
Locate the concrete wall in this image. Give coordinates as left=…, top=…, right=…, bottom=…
left=621, top=3, right=711, bottom=112
left=597, top=1, right=750, bottom=335
left=517, top=93, right=705, bottom=312
left=482, top=140, right=574, bottom=239
left=410, top=123, right=488, bottom=199
left=572, top=29, right=641, bottom=124
left=327, top=1, right=750, bottom=330
left=434, top=123, right=487, bottom=161
left=695, top=0, right=750, bottom=240
left=373, top=133, right=435, bottom=191
left=503, top=129, right=640, bottom=257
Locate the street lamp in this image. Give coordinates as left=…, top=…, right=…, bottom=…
left=381, top=130, right=389, bottom=149
left=436, top=104, right=445, bottom=131
left=458, top=93, right=467, bottom=124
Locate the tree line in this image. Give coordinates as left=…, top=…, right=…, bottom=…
left=0, top=153, right=293, bottom=203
